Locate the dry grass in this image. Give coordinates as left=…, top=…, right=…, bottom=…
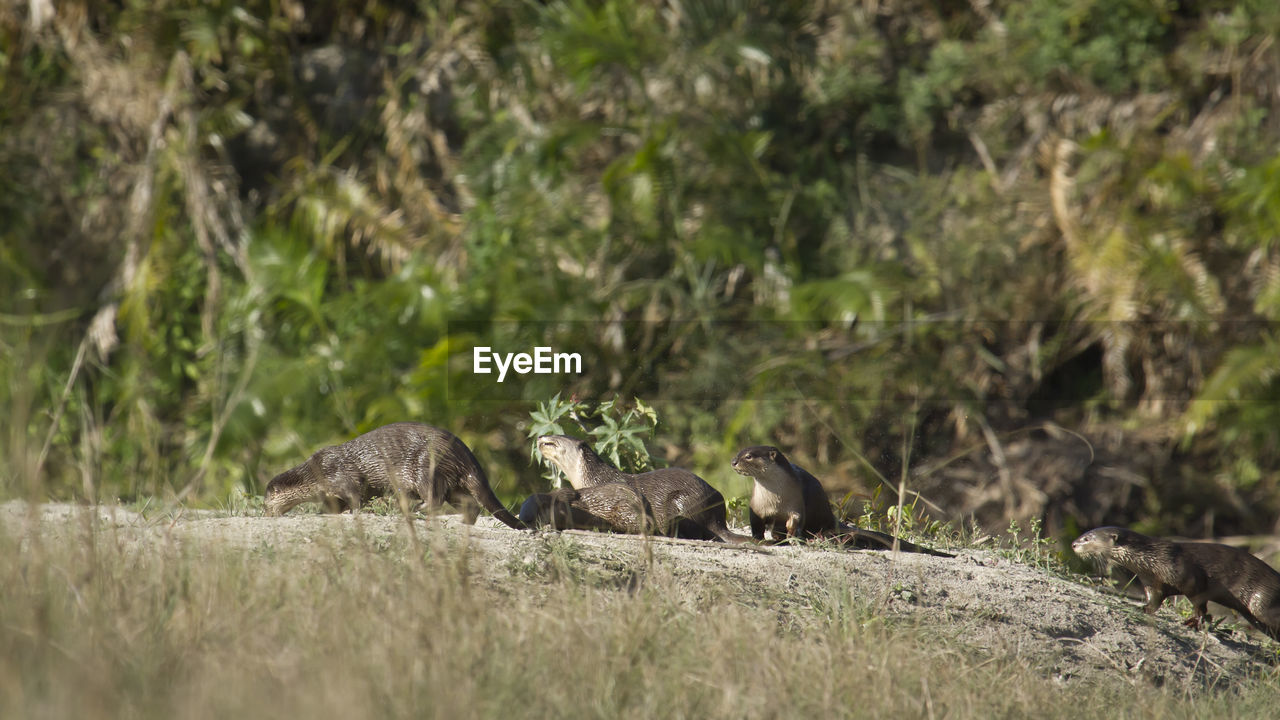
left=1, top=509, right=1279, bottom=720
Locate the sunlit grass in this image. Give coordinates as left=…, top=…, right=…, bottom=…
left=2, top=512, right=1279, bottom=720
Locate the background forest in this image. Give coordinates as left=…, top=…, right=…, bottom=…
left=4, top=0, right=1280, bottom=541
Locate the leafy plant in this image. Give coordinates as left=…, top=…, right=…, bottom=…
left=998, top=517, right=1069, bottom=575
left=527, top=394, right=659, bottom=485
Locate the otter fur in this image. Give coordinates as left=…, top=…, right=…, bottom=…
left=731, top=445, right=952, bottom=557
left=518, top=483, right=656, bottom=535
left=264, top=422, right=525, bottom=529
left=535, top=434, right=750, bottom=544
left=1073, top=526, right=1280, bottom=639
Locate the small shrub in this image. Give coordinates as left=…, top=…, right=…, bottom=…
left=527, top=394, right=660, bottom=485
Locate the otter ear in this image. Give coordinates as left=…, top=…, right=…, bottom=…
left=769, top=449, right=778, bottom=461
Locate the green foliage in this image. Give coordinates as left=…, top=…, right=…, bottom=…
left=854, top=484, right=950, bottom=542
left=528, top=394, right=659, bottom=484
left=1183, top=337, right=1280, bottom=459
left=998, top=517, right=1069, bottom=575
left=6, top=0, right=1280, bottom=537
left=1005, top=0, right=1175, bottom=93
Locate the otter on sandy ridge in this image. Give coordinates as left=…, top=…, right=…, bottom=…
left=1073, top=526, right=1280, bottom=639
left=731, top=445, right=952, bottom=557
left=264, top=422, right=525, bottom=530
left=536, top=434, right=750, bottom=543
left=518, top=483, right=657, bottom=535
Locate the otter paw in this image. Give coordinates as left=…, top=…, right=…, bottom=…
left=1183, top=615, right=1211, bottom=629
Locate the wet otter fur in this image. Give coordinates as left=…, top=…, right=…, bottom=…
left=731, top=445, right=952, bottom=558
left=1073, top=526, right=1280, bottom=639
left=264, top=422, right=524, bottom=530
left=536, top=434, right=750, bottom=544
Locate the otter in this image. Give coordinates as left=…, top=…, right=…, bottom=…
left=518, top=483, right=656, bottom=535
left=535, top=434, right=751, bottom=544
left=730, top=445, right=952, bottom=557
left=1073, top=526, right=1280, bottom=639
left=264, top=422, right=525, bottom=530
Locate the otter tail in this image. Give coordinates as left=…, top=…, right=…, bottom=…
left=463, top=472, right=527, bottom=530
left=699, top=516, right=753, bottom=545
left=675, top=496, right=754, bottom=544
left=835, top=523, right=953, bottom=558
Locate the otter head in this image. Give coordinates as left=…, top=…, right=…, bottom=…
left=1072, top=526, right=1132, bottom=559
left=731, top=446, right=785, bottom=478
left=263, top=474, right=300, bottom=517
left=536, top=434, right=595, bottom=489
left=262, top=463, right=321, bottom=517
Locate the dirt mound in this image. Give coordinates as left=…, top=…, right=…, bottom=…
left=2, top=500, right=1272, bottom=692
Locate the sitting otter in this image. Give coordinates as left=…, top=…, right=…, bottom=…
left=264, top=422, right=525, bottom=529
left=731, top=445, right=952, bottom=557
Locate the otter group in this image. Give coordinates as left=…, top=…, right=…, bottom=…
left=264, top=421, right=1280, bottom=642
left=264, top=423, right=950, bottom=556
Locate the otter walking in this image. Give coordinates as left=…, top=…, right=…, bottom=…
left=1073, top=526, right=1280, bottom=639
left=264, top=422, right=525, bottom=529
left=536, top=434, right=750, bottom=543
left=731, top=445, right=952, bottom=557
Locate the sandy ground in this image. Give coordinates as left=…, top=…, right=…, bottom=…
left=2, top=500, right=1275, bottom=693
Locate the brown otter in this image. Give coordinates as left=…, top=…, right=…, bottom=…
left=264, top=422, right=525, bottom=529
left=518, top=483, right=656, bottom=535
left=1073, top=526, right=1280, bottom=639
left=535, top=434, right=751, bottom=543
left=730, top=445, right=953, bottom=557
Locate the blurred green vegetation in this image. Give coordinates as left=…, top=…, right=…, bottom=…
left=4, top=0, right=1280, bottom=537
